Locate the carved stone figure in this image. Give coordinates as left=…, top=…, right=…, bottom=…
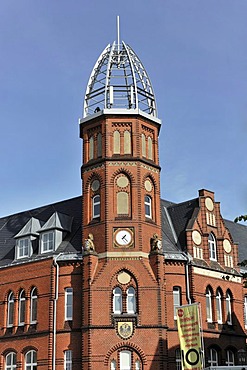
left=84, top=233, right=95, bottom=252
left=150, top=233, right=162, bottom=251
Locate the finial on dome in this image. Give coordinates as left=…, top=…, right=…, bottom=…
left=83, top=18, right=158, bottom=119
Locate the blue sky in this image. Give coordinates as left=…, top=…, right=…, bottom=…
left=0, top=0, right=247, bottom=221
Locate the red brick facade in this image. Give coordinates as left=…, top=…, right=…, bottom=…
left=0, top=110, right=246, bottom=369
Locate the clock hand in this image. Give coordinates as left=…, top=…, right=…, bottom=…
left=122, top=235, right=128, bottom=243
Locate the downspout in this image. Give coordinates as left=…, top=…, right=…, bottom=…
left=53, top=253, right=62, bottom=370
left=183, top=252, right=192, bottom=304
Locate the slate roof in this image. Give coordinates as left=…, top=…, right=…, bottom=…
left=224, top=219, right=247, bottom=264
left=161, top=197, right=247, bottom=265
left=0, top=195, right=247, bottom=268
left=0, top=196, right=82, bottom=267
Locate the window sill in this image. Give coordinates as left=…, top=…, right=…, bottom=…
left=115, top=216, right=132, bottom=220
left=89, top=218, right=100, bottom=224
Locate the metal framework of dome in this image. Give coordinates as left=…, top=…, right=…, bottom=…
left=83, top=23, right=157, bottom=118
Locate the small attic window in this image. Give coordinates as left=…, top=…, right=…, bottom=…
left=17, top=238, right=30, bottom=259
left=41, top=231, right=55, bottom=253
left=37, top=212, right=73, bottom=254
left=14, top=217, right=42, bottom=260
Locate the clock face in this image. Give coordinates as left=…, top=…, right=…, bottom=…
left=114, top=228, right=134, bottom=248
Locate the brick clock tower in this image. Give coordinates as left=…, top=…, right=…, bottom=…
left=79, top=22, right=165, bottom=369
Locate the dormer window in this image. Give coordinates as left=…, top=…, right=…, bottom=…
left=38, top=212, right=72, bottom=254
left=41, top=231, right=55, bottom=253
left=17, top=238, right=30, bottom=259
left=14, top=217, right=42, bottom=260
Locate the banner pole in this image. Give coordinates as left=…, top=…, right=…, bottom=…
left=198, top=303, right=205, bottom=369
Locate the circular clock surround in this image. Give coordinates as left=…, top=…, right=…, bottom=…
left=192, top=230, right=202, bottom=245
left=117, top=271, right=131, bottom=284
left=117, top=176, right=129, bottom=188
left=91, top=179, right=100, bottom=191
left=205, top=197, right=214, bottom=211
left=223, top=239, right=231, bottom=253
left=114, top=228, right=134, bottom=248
left=144, top=179, right=152, bottom=192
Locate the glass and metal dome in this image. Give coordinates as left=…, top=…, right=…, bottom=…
left=83, top=20, right=157, bottom=118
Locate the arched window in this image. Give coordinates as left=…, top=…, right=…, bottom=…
left=30, top=287, right=37, bottom=324
left=92, top=195, right=100, bottom=219
left=117, top=192, right=129, bottom=215
left=120, top=350, right=131, bottom=370
left=89, top=136, right=94, bottom=160
left=18, top=289, right=26, bottom=326
left=173, top=287, right=181, bottom=320
left=124, top=131, right=131, bottom=154
left=7, top=292, right=14, bottom=327
left=175, top=348, right=182, bottom=370
left=208, top=233, right=217, bottom=260
left=142, top=134, right=146, bottom=157
left=147, top=136, right=153, bottom=160
left=113, top=287, right=122, bottom=314
left=226, top=291, right=232, bottom=325
left=115, top=174, right=131, bottom=217
left=25, top=350, right=37, bottom=370
left=208, top=348, right=218, bottom=367
left=216, top=289, right=222, bottom=324
left=127, top=287, right=136, bottom=314
left=226, top=349, right=235, bottom=366
left=113, top=131, right=120, bottom=154
left=206, top=287, right=213, bottom=322
left=5, top=352, right=16, bottom=370
left=145, top=195, right=152, bottom=219
left=97, top=133, right=102, bottom=157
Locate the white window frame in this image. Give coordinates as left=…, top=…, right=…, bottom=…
left=120, top=350, right=131, bottom=370
left=64, top=350, right=72, bottom=370
left=113, top=287, right=122, bottom=314
left=25, top=350, right=37, bottom=370
left=208, top=233, right=217, bottom=261
left=65, top=288, right=73, bottom=321
left=18, top=289, right=26, bottom=326
left=226, top=349, right=235, bottom=366
left=41, top=231, right=55, bottom=253
left=208, top=348, right=218, bottom=367
left=226, top=292, right=232, bottom=325
left=127, top=287, right=136, bottom=314
left=206, top=287, right=213, bottom=323
left=17, top=238, right=30, bottom=259
left=30, top=287, right=38, bottom=324
left=7, top=292, right=14, bottom=327
left=173, top=287, right=181, bottom=320
left=216, top=289, right=223, bottom=324
left=145, top=195, right=152, bottom=219
left=92, top=195, right=100, bottom=219
left=5, top=352, right=16, bottom=370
